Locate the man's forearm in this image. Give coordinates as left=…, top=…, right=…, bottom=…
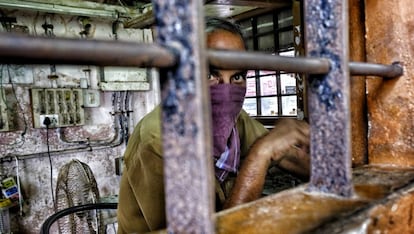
left=223, top=118, right=310, bottom=209
left=223, top=150, right=271, bottom=209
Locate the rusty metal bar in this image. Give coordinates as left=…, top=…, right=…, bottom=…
left=350, top=61, right=403, bottom=79
left=305, top=0, right=354, bottom=197
left=152, top=0, right=215, bottom=233
left=0, top=32, right=176, bottom=68
left=208, top=50, right=403, bottom=78
left=0, top=32, right=403, bottom=78
left=208, top=50, right=330, bottom=74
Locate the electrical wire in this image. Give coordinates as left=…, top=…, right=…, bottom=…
left=45, top=123, right=57, bottom=212
left=124, top=90, right=130, bottom=145
left=0, top=65, right=6, bottom=131
left=14, top=156, right=23, bottom=216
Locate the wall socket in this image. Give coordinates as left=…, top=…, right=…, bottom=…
left=115, top=157, right=124, bottom=176
left=39, top=114, right=59, bottom=128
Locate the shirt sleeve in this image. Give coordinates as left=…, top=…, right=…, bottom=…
left=117, top=106, right=166, bottom=232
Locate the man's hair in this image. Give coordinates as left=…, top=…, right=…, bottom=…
left=205, top=16, right=247, bottom=50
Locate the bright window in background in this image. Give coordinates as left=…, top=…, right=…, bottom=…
left=239, top=9, right=298, bottom=118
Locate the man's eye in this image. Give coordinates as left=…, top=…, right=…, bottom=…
left=208, top=73, right=219, bottom=80
left=232, top=74, right=245, bottom=81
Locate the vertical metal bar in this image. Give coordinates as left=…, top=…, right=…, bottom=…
left=304, top=0, right=354, bottom=196
left=152, top=0, right=215, bottom=233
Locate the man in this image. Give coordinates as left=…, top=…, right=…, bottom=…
left=117, top=17, right=310, bottom=233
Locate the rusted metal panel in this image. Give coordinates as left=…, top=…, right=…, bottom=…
left=152, top=0, right=215, bottom=233
left=304, top=0, right=353, bottom=197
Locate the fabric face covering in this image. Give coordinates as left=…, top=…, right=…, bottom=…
left=210, top=84, right=246, bottom=182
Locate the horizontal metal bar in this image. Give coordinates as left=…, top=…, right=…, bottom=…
left=0, top=32, right=176, bottom=68
left=209, top=50, right=403, bottom=78
left=0, top=33, right=403, bottom=78
left=208, top=50, right=331, bottom=74
left=349, top=61, right=403, bottom=78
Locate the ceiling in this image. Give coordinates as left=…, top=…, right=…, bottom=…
left=0, top=0, right=292, bottom=28
left=91, top=0, right=290, bottom=8
left=115, top=0, right=292, bottom=28
left=91, top=0, right=291, bottom=21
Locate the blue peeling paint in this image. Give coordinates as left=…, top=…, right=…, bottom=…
left=154, top=1, right=197, bottom=137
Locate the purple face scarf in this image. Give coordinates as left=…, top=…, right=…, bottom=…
left=210, top=84, right=246, bottom=182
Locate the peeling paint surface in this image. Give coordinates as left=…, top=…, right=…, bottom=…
left=0, top=9, right=159, bottom=233
left=304, top=0, right=353, bottom=197
left=154, top=0, right=215, bottom=232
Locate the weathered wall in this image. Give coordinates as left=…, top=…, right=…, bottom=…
left=365, top=0, right=414, bottom=164
left=349, top=0, right=368, bottom=166
left=0, top=9, right=160, bottom=233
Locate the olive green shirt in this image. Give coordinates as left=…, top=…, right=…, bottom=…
left=117, top=106, right=267, bottom=233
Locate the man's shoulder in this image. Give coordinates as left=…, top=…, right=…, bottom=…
left=237, top=109, right=262, bottom=127
left=134, top=105, right=161, bottom=132
left=236, top=109, right=268, bottom=139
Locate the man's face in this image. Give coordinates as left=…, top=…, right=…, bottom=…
left=206, top=29, right=247, bottom=87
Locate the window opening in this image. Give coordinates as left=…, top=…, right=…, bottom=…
left=239, top=8, right=300, bottom=120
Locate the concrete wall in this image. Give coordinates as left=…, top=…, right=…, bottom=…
left=0, top=9, right=160, bottom=233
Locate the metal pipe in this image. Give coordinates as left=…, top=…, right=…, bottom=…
left=208, top=50, right=330, bottom=74
left=350, top=61, right=403, bottom=78
left=210, top=50, right=403, bottom=78
left=0, top=33, right=403, bottom=78
left=0, top=32, right=177, bottom=68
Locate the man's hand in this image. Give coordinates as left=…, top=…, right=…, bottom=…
left=223, top=119, right=310, bottom=209
left=251, top=118, right=310, bottom=163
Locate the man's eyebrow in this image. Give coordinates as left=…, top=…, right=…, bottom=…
left=208, top=65, right=220, bottom=71
left=208, top=65, right=247, bottom=77
left=234, top=70, right=248, bottom=76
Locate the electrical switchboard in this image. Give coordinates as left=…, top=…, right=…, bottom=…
left=31, top=88, right=85, bottom=128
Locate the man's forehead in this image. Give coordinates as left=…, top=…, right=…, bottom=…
left=207, top=29, right=245, bottom=51
left=209, top=65, right=247, bottom=75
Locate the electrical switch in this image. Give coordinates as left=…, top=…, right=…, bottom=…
left=31, top=88, right=85, bottom=128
